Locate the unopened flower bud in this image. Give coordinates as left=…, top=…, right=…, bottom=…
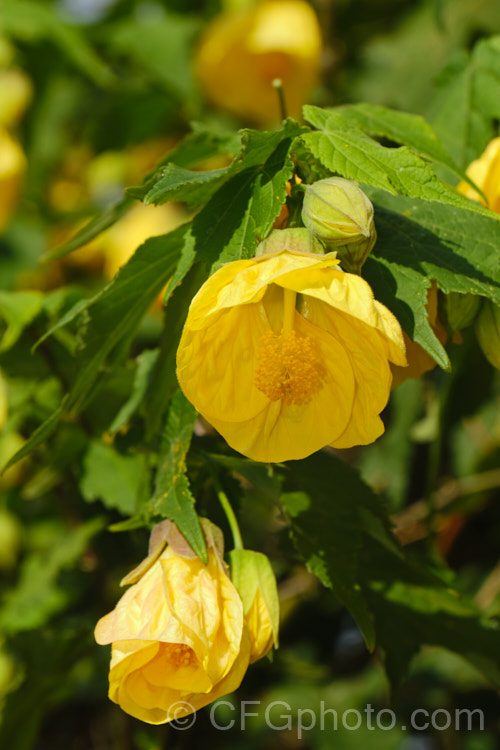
left=442, top=292, right=480, bottom=332
left=229, top=549, right=279, bottom=663
left=476, top=300, right=500, bottom=370
left=256, top=227, right=325, bottom=257
left=302, top=177, right=376, bottom=273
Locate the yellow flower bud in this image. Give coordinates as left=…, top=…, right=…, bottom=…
left=476, top=300, right=500, bottom=370
left=196, top=0, right=321, bottom=124
left=177, top=236, right=407, bottom=462
left=0, top=126, right=26, bottom=233
left=229, top=549, right=279, bottom=663
left=302, top=177, right=377, bottom=273
left=95, top=519, right=254, bottom=724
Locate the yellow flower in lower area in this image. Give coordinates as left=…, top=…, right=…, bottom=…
left=95, top=520, right=253, bottom=725
left=457, top=137, right=500, bottom=212
left=176, top=232, right=407, bottom=463
left=0, top=126, right=26, bottom=233
left=196, top=0, right=321, bottom=125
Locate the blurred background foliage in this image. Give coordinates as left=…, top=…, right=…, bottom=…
left=0, top=0, right=500, bottom=748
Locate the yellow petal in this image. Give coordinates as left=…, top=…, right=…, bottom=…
left=177, top=302, right=270, bottom=423
left=203, top=310, right=356, bottom=462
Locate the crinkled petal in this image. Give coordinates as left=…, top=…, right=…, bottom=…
left=185, top=251, right=339, bottom=329
left=177, top=302, right=270, bottom=423
left=275, top=265, right=407, bottom=365
left=202, top=310, right=355, bottom=462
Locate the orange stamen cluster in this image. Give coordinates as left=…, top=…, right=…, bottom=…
left=161, top=642, right=196, bottom=668
left=254, top=329, right=326, bottom=405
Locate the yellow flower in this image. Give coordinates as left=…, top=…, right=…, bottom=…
left=0, top=126, right=26, bottom=233
left=95, top=520, right=253, bottom=725
left=196, top=0, right=321, bottom=124
left=176, top=232, right=407, bottom=462
left=0, top=69, right=32, bottom=128
left=457, top=137, right=500, bottom=212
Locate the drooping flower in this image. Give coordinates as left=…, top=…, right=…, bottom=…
left=176, top=229, right=407, bottom=463
left=457, top=138, right=500, bottom=211
left=95, top=520, right=260, bottom=725
left=195, top=0, right=321, bottom=125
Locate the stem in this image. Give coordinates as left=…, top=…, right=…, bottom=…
left=215, top=480, right=244, bottom=551
left=272, top=78, right=288, bottom=121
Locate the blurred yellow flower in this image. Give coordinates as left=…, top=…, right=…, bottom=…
left=0, top=126, right=26, bottom=233
left=196, top=0, right=322, bottom=124
left=0, top=69, right=32, bottom=128
left=177, top=237, right=407, bottom=462
left=457, top=137, right=500, bottom=212
left=95, top=520, right=253, bottom=725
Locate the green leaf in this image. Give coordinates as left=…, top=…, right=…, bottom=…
left=80, top=441, right=148, bottom=516
left=41, top=196, right=134, bottom=262
left=0, top=290, right=44, bottom=352
left=363, top=187, right=500, bottom=367
left=109, top=349, right=158, bottom=433
left=147, top=391, right=207, bottom=563
left=0, top=517, right=104, bottom=633
left=360, top=539, right=500, bottom=689
left=0, top=0, right=114, bottom=87
left=65, top=225, right=187, bottom=414
left=329, top=102, right=465, bottom=177
left=143, top=260, right=208, bottom=439
left=302, top=106, right=497, bottom=219
left=1, top=401, right=65, bottom=473
left=429, top=36, right=500, bottom=169
left=143, top=165, right=232, bottom=207
left=280, top=452, right=500, bottom=689
left=281, top=453, right=382, bottom=651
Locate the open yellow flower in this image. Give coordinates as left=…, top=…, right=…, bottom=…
left=196, top=0, right=321, bottom=124
left=177, top=230, right=407, bottom=462
left=95, top=520, right=252, bottom=724
left=457, top=138, right=500, bottom=212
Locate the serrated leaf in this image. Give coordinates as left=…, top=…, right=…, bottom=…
left=331, top=102, right=466, bottom=178
left=80, top=441, right=148, bottom=516
left=65, top=225, right=187, bottom=414
left=280, top=453, right=383, bottom=651
left=144, top=164, right=233, bottom=207
left=429, top=37, right=500, bottom=169
left=147, top=391, right=207, bottom=563
left=364, top=187, right=500, bottom=367
left=302, top=106, right=498, bottom=219
left=280, top=452, right=500, bottom=689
